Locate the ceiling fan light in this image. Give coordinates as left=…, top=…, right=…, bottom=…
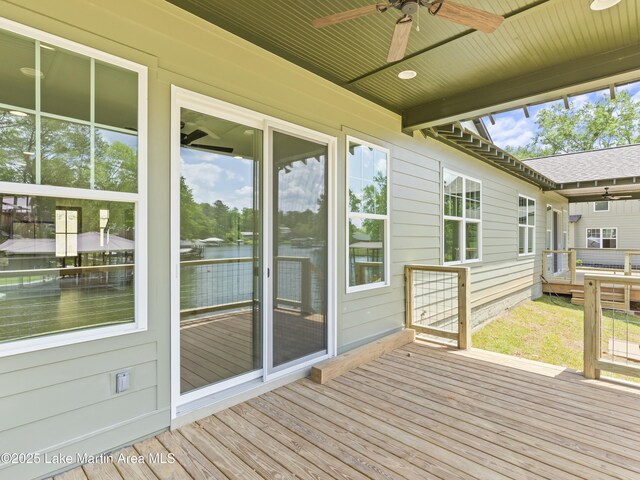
left=398, top=70, right=417, bottom=80
left=590, top=0, right=622, bottom=11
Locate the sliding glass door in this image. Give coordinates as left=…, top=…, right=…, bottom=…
left=178, top=108, right=262, bottom=395
left=269, top=131, right=329, bottom=371
left=172, top=88, right=333, bottom=408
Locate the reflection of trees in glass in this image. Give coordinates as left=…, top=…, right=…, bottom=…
left=0, top=112, right=36, bottom=183
left=349, top=172, right=386, bottom=242
left=0, top=110, right=137, bottom=191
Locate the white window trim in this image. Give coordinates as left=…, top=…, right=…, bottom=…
left=593, top=201, right=610, bottom=212
left=586, top=227, right=618, bottom=249
left=442, top=168, right=482, bottom=265
left=518, top=194, right=536, bottom=257
left=0, top=18, right=148, bottom=357
left=345, top=135, right=391, bottom=293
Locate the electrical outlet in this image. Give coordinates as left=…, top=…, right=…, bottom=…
left=115, top=371, right=130, bottom=393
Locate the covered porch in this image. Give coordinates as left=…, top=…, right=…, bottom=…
left=54, top=340, right=640, bottom=480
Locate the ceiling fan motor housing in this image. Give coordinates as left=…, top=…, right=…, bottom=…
left=397, top=0, right=420, bottom=15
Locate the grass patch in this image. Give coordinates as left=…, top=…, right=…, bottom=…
left=473, top=295, right=640, bottom=383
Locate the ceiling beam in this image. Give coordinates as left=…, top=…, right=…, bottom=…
left=566, top=192, right=640, bottom=203
left=402, top=43, right=640, bottom=132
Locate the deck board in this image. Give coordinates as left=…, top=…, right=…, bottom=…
left=52, top=341, right=640, bottom=480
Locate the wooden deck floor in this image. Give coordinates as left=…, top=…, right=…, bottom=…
left=181, top=309, right=326, bottom=393
left=54, top=341, right=640, bottom=480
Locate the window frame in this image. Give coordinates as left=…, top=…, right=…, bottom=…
left=593, top=201, right=610, bottom=212
left=345, top=135, right=390, bottom=293
left=586, top=227, right=618, bottom=249
left=0, top=18, right=148, bottom=357
left=442, top=168, right=482, bottom=265
left=517, top=194, right=536, bottom=256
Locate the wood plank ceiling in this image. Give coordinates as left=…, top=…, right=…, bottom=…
left=167, top=0, right=640, bottom=131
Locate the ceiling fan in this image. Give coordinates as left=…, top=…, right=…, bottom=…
left=311, top=0, right=504, bottom=62
left=601, top=187, right=632, bottom=200
left=180, top=122, right=234, bottom=154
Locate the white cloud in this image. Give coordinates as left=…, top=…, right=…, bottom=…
left=277, top=158, right=326, bottom=212
left=485, top=113, right=536, bottom=149
left=181, top=159, right=222, bottom=204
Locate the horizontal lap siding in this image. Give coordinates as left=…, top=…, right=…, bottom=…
left=571, top=200, right=640, bottom=249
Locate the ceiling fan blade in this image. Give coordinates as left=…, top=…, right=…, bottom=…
left=429, top=0, right=504, bottom=33
left=181, top=129, right=208, bottom=145
left=312, top=4, right=384, bottom=29
left=189, top=144, right=234, bottom=154
left=387, top=16, right=413, bottom=63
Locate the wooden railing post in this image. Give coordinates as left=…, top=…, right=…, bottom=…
left=623, top=252, right=632, bottom=310
left=405, top=266, right=413, bottom=329
left=583, top=277, right=601, bottom=380
left=570, top=249, right=577, bottom=284
left=542, top=251, right=548, bottom=277
left=301, top=258, right=312, bottom=314
left=458, top=267, right=471, bottom=350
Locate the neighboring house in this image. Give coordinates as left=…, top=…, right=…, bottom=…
left=524, top=144, right=640, bottom=269
left=0, top=2, right=638, bottom=479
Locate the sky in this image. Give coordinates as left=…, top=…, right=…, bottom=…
left=482, top=81, right=640, bottom=151
left=180, top=147, right=326, bottom=212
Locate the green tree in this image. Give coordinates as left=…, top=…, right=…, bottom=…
left=506, top=91, right=640, bottom=159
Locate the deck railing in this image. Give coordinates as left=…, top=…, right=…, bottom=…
left=583, top=274, right=640, bottom=380
left=180, top=256, right=315, bottom=320
left=542, top=248, right=640, bottom=286
left=542, top=249, right=575, bottom=284
left=405, top=264, right=471, bottom=349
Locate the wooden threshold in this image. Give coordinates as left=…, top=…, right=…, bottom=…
left=310, top=329, right=415, bottom=384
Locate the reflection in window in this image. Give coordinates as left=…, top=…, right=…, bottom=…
left=444, top=170, right=481, bottom=263
left=587, top=228, right=617, bottom=248
left=0, top=22, right=145, bottom=352
left=0, top=27, right=138, bottom=191
left=0, top=194, right=135, bottom=343
left=347, top=139, right=389, bottom=290
left=518, top=195, right=535, bottom=255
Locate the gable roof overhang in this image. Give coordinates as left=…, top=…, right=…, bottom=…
left=425, top=123, right=557, bottom=190
left=426, top=125, right=640, bottom=202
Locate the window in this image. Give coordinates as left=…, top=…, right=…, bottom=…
left=594, top=201, right=609, bottom=212
left=347, top=137, right=389, bottom=291
left=518, top=195, right=535, bottom=255
left=586, top=228, right=617, bottom=248
left=0, top=20, right=147, bottom=355
left=443, top=170, right=481, bottom=263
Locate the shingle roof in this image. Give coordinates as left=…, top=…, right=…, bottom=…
left=523, top=144, right=640, bottom=183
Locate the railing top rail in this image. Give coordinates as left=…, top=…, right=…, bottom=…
left=180, top=257, right=253, bottom=266
left=570, top=247, right=640, bottom=253
left=542, top=249, right=571, bottom=254
left=584, top=274, right=640, bottom=285
left=0, top=264, right=134, bottom=276
left=405, top=264, right=470, bottom=274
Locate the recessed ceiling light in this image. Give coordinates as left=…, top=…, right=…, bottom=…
left=243, top=129, right=255, bottom=136
left=23, top=151, right=35, bottom=156
left=590, top=0, right=622, bottom=10
left=398, top=70, right=417, bottom=80
left=40, top=44, right=56, bottom=51
left=20, top=67, right=44, bottom=79
left=233, top=156, right=244, bottom=159
left=9, top=110, right=28, bottom=117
